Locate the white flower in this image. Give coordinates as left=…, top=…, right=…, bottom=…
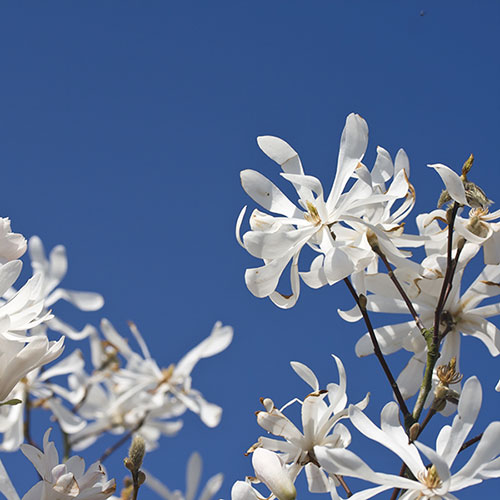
left=144, top=451, right=223, bottom=500
left=0, top=218, right=26, bottom=264
left=20, top=428, right=116, bottom=499
left=4, top=236, right=104, bottom=340
left=252, top=449, right=296, bottom=500
left=354, top=244, right=500, bottom=413
left=315, top=377, right=500, bottom=499
left=0, top=335, right=64, bottom=403
left=252, top=356, right=368, bottom=495
left=98, top=318, right=233, bottom=428
left=238, top=114, right=419, bottom=308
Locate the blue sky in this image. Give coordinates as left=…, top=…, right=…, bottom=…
left=1, top=2, right=499, bottom=499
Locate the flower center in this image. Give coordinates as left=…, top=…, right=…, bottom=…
left=419, top=464, right=442, bottom=492
left=304, top=201, right=322, bottom=226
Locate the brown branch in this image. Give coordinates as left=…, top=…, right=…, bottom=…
left=98, top=417, right=146, bottom=464
left=459, top=433, right=483, bottom=453
left=343, top=278, right=414, bottom=428
left=374, top=250, right=426, bottom=334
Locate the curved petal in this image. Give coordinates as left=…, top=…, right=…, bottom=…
left=327, top=114, right=369, bottom=211
left=427, top=164, right=467, bottom=206
left=240, top=170, right=301, bottom=217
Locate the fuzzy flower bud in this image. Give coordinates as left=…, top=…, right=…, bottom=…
left=252, top=449, right=296, bottom=500
left=125, top=435, right=146, bottom=473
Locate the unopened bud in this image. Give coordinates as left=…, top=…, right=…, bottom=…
left=461, top=154, right=474, bottom=179
left=358, top=294, right=367, bottom=310
left=409, top=422, right=420, bottom=443
left=366, top=229, right=380, bottom=252
left=126, top=435, right=146, bottom=473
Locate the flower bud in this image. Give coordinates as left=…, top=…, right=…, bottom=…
left=252, top=449, right=296, bottom=500
left=126, top=435, right=146, bottom=473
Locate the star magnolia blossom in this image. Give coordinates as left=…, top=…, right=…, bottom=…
left=237, top=113, right=418, bottom=308
left=144, top=451, right=223, bottom=500
left=0, top=218, right=26, bottom=264
left=0, top=334, right=64, bottom=403
left=96, top=318, right=233, bottom=428
left=251, top=356, right=368, bottom=496
left=354, top=243, right=500, bottom=413
left=0, top=350, right=86, bottom=452
left=2, top=236, right=105, bottom=340
left=315, top=377, right=500, bottom=499
left=20, top=429, right=116, bottom=499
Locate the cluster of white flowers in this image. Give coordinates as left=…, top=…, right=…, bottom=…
left=2, top=111, right=500, bottom=500
left=0, top=226, right=231, bottom=497
left=233, top=114, right=500, bottom=499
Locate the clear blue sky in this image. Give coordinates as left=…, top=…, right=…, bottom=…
left=1, top=2, right=499, bottom=499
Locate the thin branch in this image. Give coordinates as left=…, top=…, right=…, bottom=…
left=343, top=278, right=414, bottom=428
left=374, top=249, right=426, bottom=334
left=98, top=418, right=146, bottom=464
left=413, top=203, right=460, bottom=421
left=336, top=475, right=352, bottom=497
left=433, top=202, right=460, bottom=346
left=23, top=389, right=37, bottom=447
left=459, top=433, right=483, bottom=453
left=389, top=462, right=407, bottom=500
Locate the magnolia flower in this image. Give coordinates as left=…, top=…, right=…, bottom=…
left=20, top=428, right=116, bottom=499
left=252, top=449, right=296, bottom=500
left=3, top=236, right=104, bottom=340
left=354, top=243, right=500, bottom=413
left=0, top=335, right=64, bottom=402
left=237, top=114, right=420, bottom=308
left=315, top=377, right=500, bottom=499
left=96, top=318, right=233, bottom=428
left=0, top=349, right=87, bottom=451
left=251, top=356, right=368, bottom=495
left=0, top=218, right=26, bottom=264
left=144, top=451, right=223, bottom=500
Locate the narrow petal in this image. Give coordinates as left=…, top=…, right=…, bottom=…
left=240, top=170, right=301, bottom=217
left=327, top=114, right=369, bottom=211
left=290, top=361, right=319, bottom=391
left=427, top=164, right=467, bottom=206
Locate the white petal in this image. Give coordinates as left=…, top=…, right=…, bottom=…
left=240, top=170, right=301, bottom=217
left=231, top=481, right=259, bottom=500
left=175, top=322, right=233, bottom=377
left=198, top=473, right=224, bottom=500
left=327, top=114, right=369, bottom=211
left=290, top=361, right=319, bottom=391
left=427, top=164, right=467, bottom=206
left=252, top=449, right=296, bottom=500
left=437, top=376, right=481, bottom=466
left=186, top=452, right=202, bottom=500
left=0, top=459, right=20, bottom=500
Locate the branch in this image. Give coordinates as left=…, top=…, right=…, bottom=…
left=413, top=203, right=460, bottom=421
left=98, top=417, right=146, bottom=464
left=373, top=247, right=426, bottom=334
left=343, top=278, right=414, bottom=429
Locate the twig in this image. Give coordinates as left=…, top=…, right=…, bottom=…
left=389, top=462, right=407, bottom=500
left=343, top=278, right=414, bottom=429
left=433, top=202, right=460, bottom=345
left=459, top=433, right=483, bottom=453
left=98, top=417, right=146, bottom=464
left=370, top=247, right=426, bottom=334
left=336, top=475, right=352, bottom=497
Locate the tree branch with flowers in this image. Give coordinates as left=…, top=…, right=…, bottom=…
left=0, top=112, right=499, bottom=500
